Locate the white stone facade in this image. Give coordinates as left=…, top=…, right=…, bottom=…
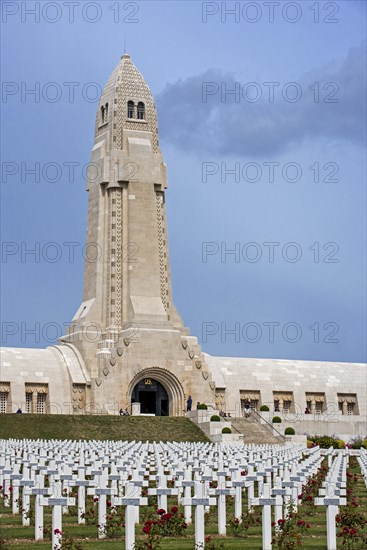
left=0, top=54, right=365, bottom=439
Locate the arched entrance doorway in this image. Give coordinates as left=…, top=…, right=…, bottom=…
left=131, top=378, right=169, bottom=416
left=128, top=367, right=185, bottom=416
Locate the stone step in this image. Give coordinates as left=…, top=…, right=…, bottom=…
left=231, top=418, right=281, bottom=445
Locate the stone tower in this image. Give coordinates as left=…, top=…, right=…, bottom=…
left=62, top=54, right=215, bottom=414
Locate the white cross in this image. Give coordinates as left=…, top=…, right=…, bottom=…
left=175, top=469, right=195, bottom=524
left=73, top=467, right=96, bottom=524
left=112, top=481, right=148, bottom=550
left=271, top=476, right=292, bottom=524
left=148, top=473, right=178, bottom=511
left=182, top=481, right=216, bottom=548
left=211, top=477, right=236, bottom=535
left=24, top=474, right=49, bottom=540
left=10, top=466, right=22, bottom=514
left=250, top=483, right=282, bottom=550
left=87, top=473, right=111, bottom=538
left=41, top=495, right=75, bottom=549
left=228, top=469, right=249, bottom=521
left=314, top=492, right=347, bottom=550
left=19, top=476, right=34, bottom=526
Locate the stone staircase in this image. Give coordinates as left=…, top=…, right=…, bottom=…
left=231, top=415, right=283, bottom=445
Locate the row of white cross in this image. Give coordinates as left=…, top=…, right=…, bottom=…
left=0, top=439, right=357, bottom=550
left=358, top=448, right=367, bottom=489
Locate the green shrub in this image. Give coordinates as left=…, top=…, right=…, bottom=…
left=350, top=437, right=364, bottom=449
left=284, top=427, right=295, bottom=435
left=222, top=427, right=232, bottom=434
left=272, top=416, right=281, bottom=423
left=259, top=405, right=269, bottom=411
left=307, top=435, right=341, bottom=449
left=197, top=403, right=207, bottom=410
left=210, top=415, right=220, bottom=421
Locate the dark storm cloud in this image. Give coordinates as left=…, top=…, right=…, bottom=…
left=156, top=41, right=366, bottom=157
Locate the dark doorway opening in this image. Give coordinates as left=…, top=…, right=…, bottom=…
left=131, top=378, right=169, bottom=416
left=138, top=391, right=156, bottom=414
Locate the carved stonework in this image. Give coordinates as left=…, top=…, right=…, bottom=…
left=114, top=56, right=159, bottom=152
left=72, top=384, right=86, bottom=411
left=215, top=389, right=226, bottom=411
left=156, top=191, right=168, bottom=311
left=25, top=383, right=48, bottom=394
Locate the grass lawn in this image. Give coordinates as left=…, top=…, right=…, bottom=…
left=0, top=415, right=210, bottom=443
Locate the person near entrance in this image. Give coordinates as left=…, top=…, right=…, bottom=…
left=186, top=395, right=192, bottom=412
left=243, top=399, right=251, bottom=418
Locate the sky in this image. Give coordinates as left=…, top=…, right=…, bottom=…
left=1, top=0, right=366, bottom=363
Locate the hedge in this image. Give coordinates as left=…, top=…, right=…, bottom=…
left=284, top=427, right=295, bottom=435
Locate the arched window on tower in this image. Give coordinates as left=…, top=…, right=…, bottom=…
left=137, top=102, right=145, bottom=120
left=105, top=103, right=108, bottom=119
left=101, top=105, right=105, bottom=123
left=127, top=100, right=134, bottom=119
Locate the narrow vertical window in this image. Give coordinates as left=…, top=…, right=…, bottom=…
left=25, top=392, right=33, bottom=414
left=101, top=105, right=105, bottom=123
left=0, top=392, right=7, bottom=413
left=127, top=100, right=134, bottom=119
left=137, top=101, right=145, bottom=120
left=36, top=393, right=46, bottom=414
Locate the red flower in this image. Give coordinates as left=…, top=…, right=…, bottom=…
left=306, top=523, right=311, bottom=528
left=171, top=506, right=178, bottom=513
left=145, top=519, right=153, bottom=526
left=241, top=470, right=248, bottom=476
left=106, top=500, right=112, bottom=507
left=278, top=519, right=285, bottom=525
left=143, top=524, right=151, bottom=534
left=54, top=528, right=62, bottom=535
left=8, top=487, right=12, bottom=492
left=157, top=508, right=165, bottom=515
left=121, top=523, right=125, bottom=528
left=93, top=497, right=98, bottom=503
left=271, top=521, right=276, bottom=526
left=182, top=522, right=188, bottom=529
